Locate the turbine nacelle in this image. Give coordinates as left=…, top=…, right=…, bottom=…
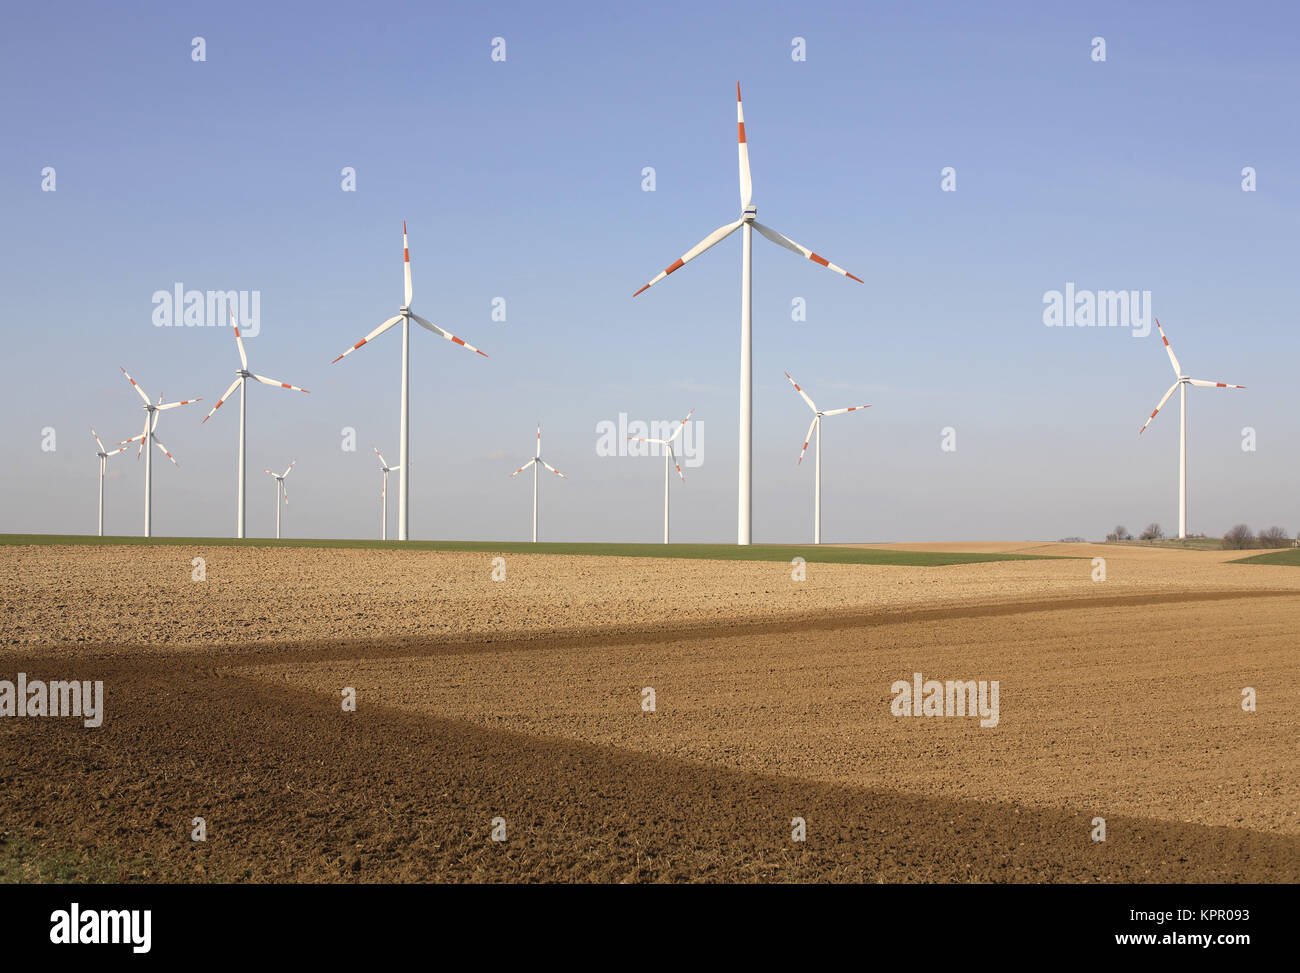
left=742, top=205, right=757, bottom=222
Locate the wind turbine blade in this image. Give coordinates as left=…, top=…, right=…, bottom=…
left=402, top=221, right=413, bottom=307
left=373, top=446, right=389, bottom=469
left=157, top=397, right=201, bottom=411
left=536, top=423, right=541, bottom=459
left=737, top=82, right=752, bottom=209
left=252, top=373, right=310, bottom=393
left=798, top=415, right=819, bottom=464
left=785, top=372, right=817, bottom=413
left=282, top=482, right=289, bottom=505
left=332, top=315, right=402, bottom=364
left=202, top=378, right=243, bottom=423
left=228, top=307, right=248, bottom=370
left=633, top=220, right=743, bottom=297
left=120, top=366, right=152, bottom=405
left=104, top=444, right=128, bottom=457
left=629, top=437, right=669, bottom=445
left=282, top=460, right=296, bottom=478
left=153, top=438, right=179, bottom=466
left=1188, top=379, right=1246, bottom=389
left=409, top=313, right=489, bottom=357
left=91, top=428, right=106, bottom=453
left=1154, top=318, right=1183, bottom=376
left=822, top=404, right=870, bottom=416
left=667, top=444, right=685, bottom=483
left=1139, top=381, right=1181, bottom=435
left=264, top=470, right=276, bottom=477
left=752, top=222, right=863, bottom=283
left=510, top=458, right=537, bottom=478
left=540, top=460, right=567, bottom=479
left=666, top=407, right=696, bottom=443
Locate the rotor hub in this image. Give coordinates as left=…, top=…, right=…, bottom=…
left=742, top=205, right=757, bottom=222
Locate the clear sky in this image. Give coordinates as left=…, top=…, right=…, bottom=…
left=1, top=0, right=1296, bottom=543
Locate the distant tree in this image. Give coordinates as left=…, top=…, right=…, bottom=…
left=1258, top=526, right=1291, bottom=548
left=1058, top=537, right=1086, bottom=543
left=1139, top=523, right=1164, bottom=541
left=1222, top=524, right=1255, bottom=550
left=1106, top=525, right=1132, bottom=542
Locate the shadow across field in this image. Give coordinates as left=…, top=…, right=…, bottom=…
left=1, top=651, right=1295, bottom=883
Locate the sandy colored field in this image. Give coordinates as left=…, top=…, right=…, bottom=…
left=1, top=541, right=1297, bottom=882
left=249, top=595, right=1299, bottom=837
left=2, top=541, right=1297, bottom=653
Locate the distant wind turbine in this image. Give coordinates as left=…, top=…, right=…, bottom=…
left=509, top=423, right=567, bottom=542
left=785, top=372, right=870, bottom=545
left=1139, top=319, right=1245, bottom=539
left=117, top=367, right=201, bottom=537
left=90, top=429, right=128, bottom=537
left=331, top=222, right=488, bottom=541
left=373, top=446, right=399, bottom=541
left=629, top=409, right=694, bottom=544
left=633, top=83, right=862, bottom=545
left=264, top=460, right=296, bottom=539
left=202, top=307, right=309, bottom=538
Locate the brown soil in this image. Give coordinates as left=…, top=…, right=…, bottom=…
left=0, top=543, right=1296, bottom=882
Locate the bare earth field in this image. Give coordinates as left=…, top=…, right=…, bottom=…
left=1, top=541, right=1297, bottom=882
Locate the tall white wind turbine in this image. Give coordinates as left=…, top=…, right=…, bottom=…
left=90, top=428, right=128, bottom=537
left=264, top=460, right=295, bottom=539
left=633, top=84, right=862, bottom=545
left=202, top=307, right=309, bottom=538
left=332, top=222, right=488, bottom=541
left=373, top=445, right=399, bottom=541
left=629, top=409, right=694, bottom=544
left=509, top=423, right=567, bottom=543
left=785, top=372, right=870, bottom=545
left=117, top=367, right=200, bottom=537
left=1139, top=318, right=1245, bottom=539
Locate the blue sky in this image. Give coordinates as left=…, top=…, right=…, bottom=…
left=1, top=0, right=1296, bottom=542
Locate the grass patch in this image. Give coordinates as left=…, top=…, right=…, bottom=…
left=1231, top=548, right=1300, bottom=566
left=0, top=534, right=1063, bottom=567
left=0, top=834, right=146, bottom=884
left=1105, top=538, right=1226, bottom=551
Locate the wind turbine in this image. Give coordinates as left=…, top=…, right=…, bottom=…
left=509, top=423, right=567, bottom=542
left=90, top=429, right=128, bottom=537
left=785, top=372, right=870, bottom=545
left=264, top=460, right=295, bottom=539
left=629, top=409, right=694, bottom=544
left=633, top=83, right=862, bottom=545
left=1139, top=318, right=1245, bottom=539
left=117, top=367, right=200, bottom=537
left=202, top=307, right=309, bottom=538
left=332, top=222, right=488, bottom=541
left=373, top=446, right=399, bottom=541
